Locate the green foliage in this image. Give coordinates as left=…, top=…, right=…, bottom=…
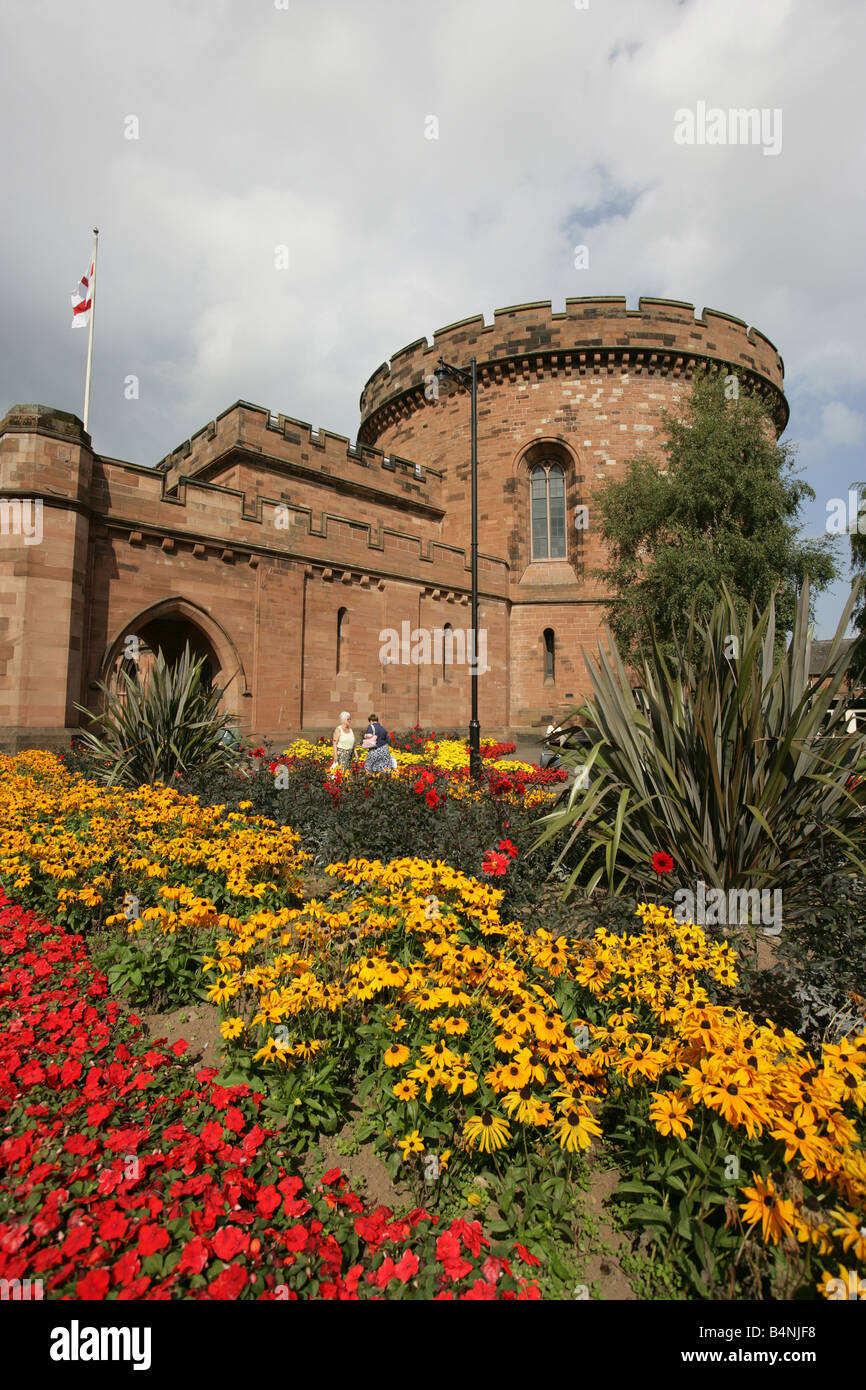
left=744, top=870, right=866, bottom=1049
left=591, top=368, right=839, bottom=664
left=176, top=757, right=571, bottom=919
left=533, top=580, right=866, bottom=928
left=94, top=926, right=211, bottom=1011
left=73, top=643, right=240, bottom=788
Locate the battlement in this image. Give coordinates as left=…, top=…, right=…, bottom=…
left=358, top=296, right=788, bottom=441
left=0, top=404, right=91, bottom=445
left=156, top=399, right=441, bottom=503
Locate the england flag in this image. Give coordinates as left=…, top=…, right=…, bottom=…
left=71, top=261, right=93, bottom=327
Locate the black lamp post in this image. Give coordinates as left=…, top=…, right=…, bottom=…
left=434, top=354, right=482, bottom=780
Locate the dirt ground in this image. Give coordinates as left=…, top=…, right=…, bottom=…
left=141, top=1001, right=223, bottom=1063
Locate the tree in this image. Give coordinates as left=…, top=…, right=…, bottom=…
left=591, top=368, right=839, bottom=663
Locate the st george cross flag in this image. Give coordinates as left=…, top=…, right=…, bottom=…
left=71, top=262, right=94, bottom=327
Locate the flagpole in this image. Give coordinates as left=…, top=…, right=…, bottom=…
left=83, top=227, right=98, bottom=434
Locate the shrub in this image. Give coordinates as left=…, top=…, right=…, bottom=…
left=73, top=643, right=240, bottom=788
left=534, top=580, right=866, bottom=941
left=742, top=871, right=866, bottom=1049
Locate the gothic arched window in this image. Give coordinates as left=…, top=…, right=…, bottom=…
left=531, top=463, right=567, bottom=559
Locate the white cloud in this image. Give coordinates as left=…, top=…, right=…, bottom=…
left=822, top=401, right=865, bottom=445
left=1, top=0, right=865, bottom=640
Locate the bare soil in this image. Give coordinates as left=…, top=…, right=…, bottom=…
left=140, top=1001, right=223, bottom=1063
left=581, top=1157, right=636, bottom=1299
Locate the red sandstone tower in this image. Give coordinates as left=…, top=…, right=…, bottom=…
left=358, top=297, right=787, bottom=728
left=0, top=298, right=787, bottom=749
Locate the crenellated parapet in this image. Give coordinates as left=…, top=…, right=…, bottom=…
left=155, top=400, right=441, bottom=507
left=358, top=297, right=788, bottom=444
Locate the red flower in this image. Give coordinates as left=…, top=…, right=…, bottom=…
left=652, top=851, right=674, bottom=875
left=211, top=1225, right=248, bottom=1261
left=200, top=1120, right=224, bottom=1151
left=481, top=850, right=508, bottom=877
left=497, top=838, right=518, bottom=859
left=98, top=1211, right=129, bottom=1242
left=112, top=1250, right=141, bottom=1288
left=513, top=1242, right=541, bottom=1267
left=256, top=1185, right=282, bottom=1218
left=460, top=1277, right=498, bottom=1300
left=451, top=1218, right=485, bottom=1257
left=392, top=1248, right=419, bottom=1283
left=76, top=1268, right=110, bottom=1299
left=61, top=1224, right=93, bottom=1257
left=176, top=1237, right=210, bottom=1275
left=137, top=1223, right=169, bottom=1257
left=208, top=1264, right=249, bottom=1299
left=425, top=789, right=440, bottom=808
left=283, top=1224, right=308, bottom=1253
left=435, top=1230, right=473, bottom=1281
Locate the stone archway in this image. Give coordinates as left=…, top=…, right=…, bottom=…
left=100, top=598, right=247, bottom=720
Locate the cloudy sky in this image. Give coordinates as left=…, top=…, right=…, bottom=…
left=2, top=0, right=864, bottom=635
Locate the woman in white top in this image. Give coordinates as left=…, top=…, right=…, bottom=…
left=332, top=711, right=355, bottom=770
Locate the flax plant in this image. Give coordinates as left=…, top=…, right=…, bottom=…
left=74, top=643, right=239, bottom=787
left=534, top=580, right=866, bottom=930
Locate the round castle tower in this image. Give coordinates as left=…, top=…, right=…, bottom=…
left=358, top=296, right=787, bottom=727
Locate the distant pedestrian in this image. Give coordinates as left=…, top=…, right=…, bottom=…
left=362, top=712, right=392, bottom=774
left=332, top=711, right=355, bottom=770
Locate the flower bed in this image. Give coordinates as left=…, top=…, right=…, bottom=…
left=205, top=858, right=866, bottom=1297
left=0, top=889, right=542, bottom=1300
left=0, top=751, right=307, bottom=936
left=1, top=752, right=863, bottom=1299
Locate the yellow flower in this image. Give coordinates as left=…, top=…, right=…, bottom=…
left=384, top=1044, right=410, bottom=1067
left=219, top=1017, right=245, bottom=1040
left=393, top=1078, right=419, bottom=1101
left=553, top=1106, right=602, bottom=1152
left=648, top=1090, right=694, bottom=1140
left=739, top=1173, right=796, bottom=1245
left=398, top=1130, right=425, bottom=1158
left=830, top=1209, right=866, bottom=1263
left=463, top=1112, right=511, bottom=1153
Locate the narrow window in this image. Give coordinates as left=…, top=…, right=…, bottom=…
left=443, top=623, right=452, bottom=681
left=336, top=607, right=347, bottom=673
left=543, top=628, right=555, bottom=682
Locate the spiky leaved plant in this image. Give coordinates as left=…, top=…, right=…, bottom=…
left=533, top=580, right=866, bottom=945
left=74, top=643, right=240, bottom=788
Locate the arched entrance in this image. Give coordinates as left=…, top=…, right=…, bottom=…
left=99, top=598, right=247, bottom=721
left=135, top=616, right=217, bottom=690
